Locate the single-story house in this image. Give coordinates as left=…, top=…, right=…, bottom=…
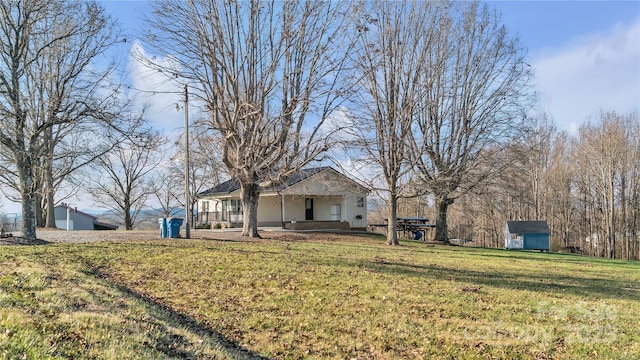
left=54, top=204, right=118, bottom=230
left=504, top=220, right=550, bottom=251
left=196, top=166, right=369, bottom=230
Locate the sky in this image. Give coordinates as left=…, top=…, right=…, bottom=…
left=488, top=0, right=640, bottom=134
left=100, top=0, right=640, bottom=134
left=1, top=0, right=639, bottom=214
left=96, top=0, right=640, bottom=135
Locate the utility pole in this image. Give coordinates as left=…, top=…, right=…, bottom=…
left=184, top=85, right=191, bottom=239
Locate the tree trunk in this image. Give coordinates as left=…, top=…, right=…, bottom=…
left=17, top=153, right=37, bottom=239
left=45, top=170, right=57, bottom=228
left=35, top=193, right=45, bottom=227
left=435, top=196, right=453, bottom=244
left=241, top=182, right=260, bottom=238
left=124, top=204, right=133, bottom=230
left=609, top=179, right=616, bottom=259
left=387, top=194, right=399, bottom=245
left=44, top=125, right=57, bottom=228
left=620, top=172, right=628, bottom=260
left=632, top=179, right=638, bottom=259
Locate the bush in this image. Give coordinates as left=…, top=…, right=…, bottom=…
left=213, top=223, right=222, bottom=229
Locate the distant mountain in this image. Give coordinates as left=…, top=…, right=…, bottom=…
left=77, top=209, right=104, bottom=216
left=93, top=208, right=186, bottom=220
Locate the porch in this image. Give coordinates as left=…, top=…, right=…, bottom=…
left=196, top=193, right=367, bottom=230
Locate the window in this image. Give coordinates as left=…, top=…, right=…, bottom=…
left=202, top=201, right=209, bottom=212
left=230, top=199, right=243, bottom=214
left=221, top=200, right=227, bottom=220
left=357, top=197, right=364, bottom=207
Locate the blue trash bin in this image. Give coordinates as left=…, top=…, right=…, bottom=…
left=167, top=218, right=184, bottom=238
left=158, top=218, right=168, bottom=238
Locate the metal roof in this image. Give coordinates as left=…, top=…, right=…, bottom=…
left=198, top=178, right=241, bottom=197
left=506, top=221, right=550, bottom=234
left=198, top=166, right=332, bottom=197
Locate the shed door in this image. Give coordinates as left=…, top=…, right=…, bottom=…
left=305, top=198, right=314, bottom=220
left=524, top=233, right=549, bottom=250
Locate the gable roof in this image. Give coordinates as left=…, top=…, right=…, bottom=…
left=271, top=166, right=330, bottom=191
left=506, top=221, right=550, bottom=234
left=198, top=178, right=241, bottom=197
left=198, top=166, right=357, bottom=197
left=54, top=204, right=97, bottom=220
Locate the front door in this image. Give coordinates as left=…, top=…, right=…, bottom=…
left=305, top=198, right=314, bottom=220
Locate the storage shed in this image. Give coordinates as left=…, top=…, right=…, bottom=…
left=54, top=204, right=118, bottom=230
left=504, top=221, right=550, bottom=251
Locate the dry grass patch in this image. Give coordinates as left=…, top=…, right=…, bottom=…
left=1, top=232, right=639, bottom=359
left=0, top=246, right=261, bottom=359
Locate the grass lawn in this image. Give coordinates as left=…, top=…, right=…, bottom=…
left=1, top=232, right=639, bottom=359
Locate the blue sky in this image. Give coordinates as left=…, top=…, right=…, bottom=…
left=1, top=0, right=639, bottom=214
left=99, top=0, right=639, bottom=134
left=488, top=0, right=639, bottom=133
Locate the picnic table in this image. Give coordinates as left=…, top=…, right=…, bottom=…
left=370, top=217, right=436, bottom=241
left=0, top=213, right=17, bottom=238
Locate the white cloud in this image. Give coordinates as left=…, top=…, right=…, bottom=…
left=127, top=41, right=186, bottom=136
left=532, top=20, right=640, bottom=134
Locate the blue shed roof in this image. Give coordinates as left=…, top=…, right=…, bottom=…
left=506, top=221, right=550, bottom=234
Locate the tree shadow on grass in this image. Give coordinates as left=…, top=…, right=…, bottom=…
left=82, top=265, right=269, bottom=360
left=358, top=259, right=640, bottom=302
left=470, top=249, right=640, bottom=268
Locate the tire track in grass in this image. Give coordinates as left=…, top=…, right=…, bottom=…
left=83, top=264, right=269, bottom=360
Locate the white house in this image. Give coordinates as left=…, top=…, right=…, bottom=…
left=54, top=204, right=118, bottom=230
left=196, top=167, right=369, bottom=230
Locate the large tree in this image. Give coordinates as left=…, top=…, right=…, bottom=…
left=0, top=0, right=128, bottom=238
left=408, top=1, right=534, bottom=243
left=140, top=0, right=354, bottom=237
left=347, top=1, right=443, bottom=245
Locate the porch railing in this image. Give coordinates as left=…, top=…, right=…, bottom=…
left=196, top=211, right=243, bottom=224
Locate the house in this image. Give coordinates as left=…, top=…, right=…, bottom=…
left=196, top=167, right=369, bottom=230
left=54, top=204, right=118, bottom=230
left=504, top=221, right=550, bottom=251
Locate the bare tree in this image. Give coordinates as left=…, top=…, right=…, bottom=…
left=574, top=111, right=635, bottom=258
left=40, top=127, right=119, bottom=227
left=545, top=130, right=575, bottom=249
left=346, top=1, right=443, bottom=245
left=170, top=121, right=227, bottom=225
left=426, top=109, right=638, bottom=260
left=408, top=1, right=534, bottom=243
left=625, top=114, right=640, bottom=259
left=140, top=0, right=354, bottom=237
left=149, top=171, right=182, bottom=219
left=89, top=130, right=164, bottom=230
left=0, top=0, right=128, bottom=238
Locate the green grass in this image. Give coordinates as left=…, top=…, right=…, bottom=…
left=1, top=233, right=639, bottom=359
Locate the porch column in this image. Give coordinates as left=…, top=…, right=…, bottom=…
left=280, top=193, right=286, bottom=228
left=343, top=196, right=348, bottom=225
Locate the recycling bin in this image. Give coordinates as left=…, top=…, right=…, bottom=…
left=167, top=218, right=184, bottom=238
left=158, top=218, right=168, bottom=238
